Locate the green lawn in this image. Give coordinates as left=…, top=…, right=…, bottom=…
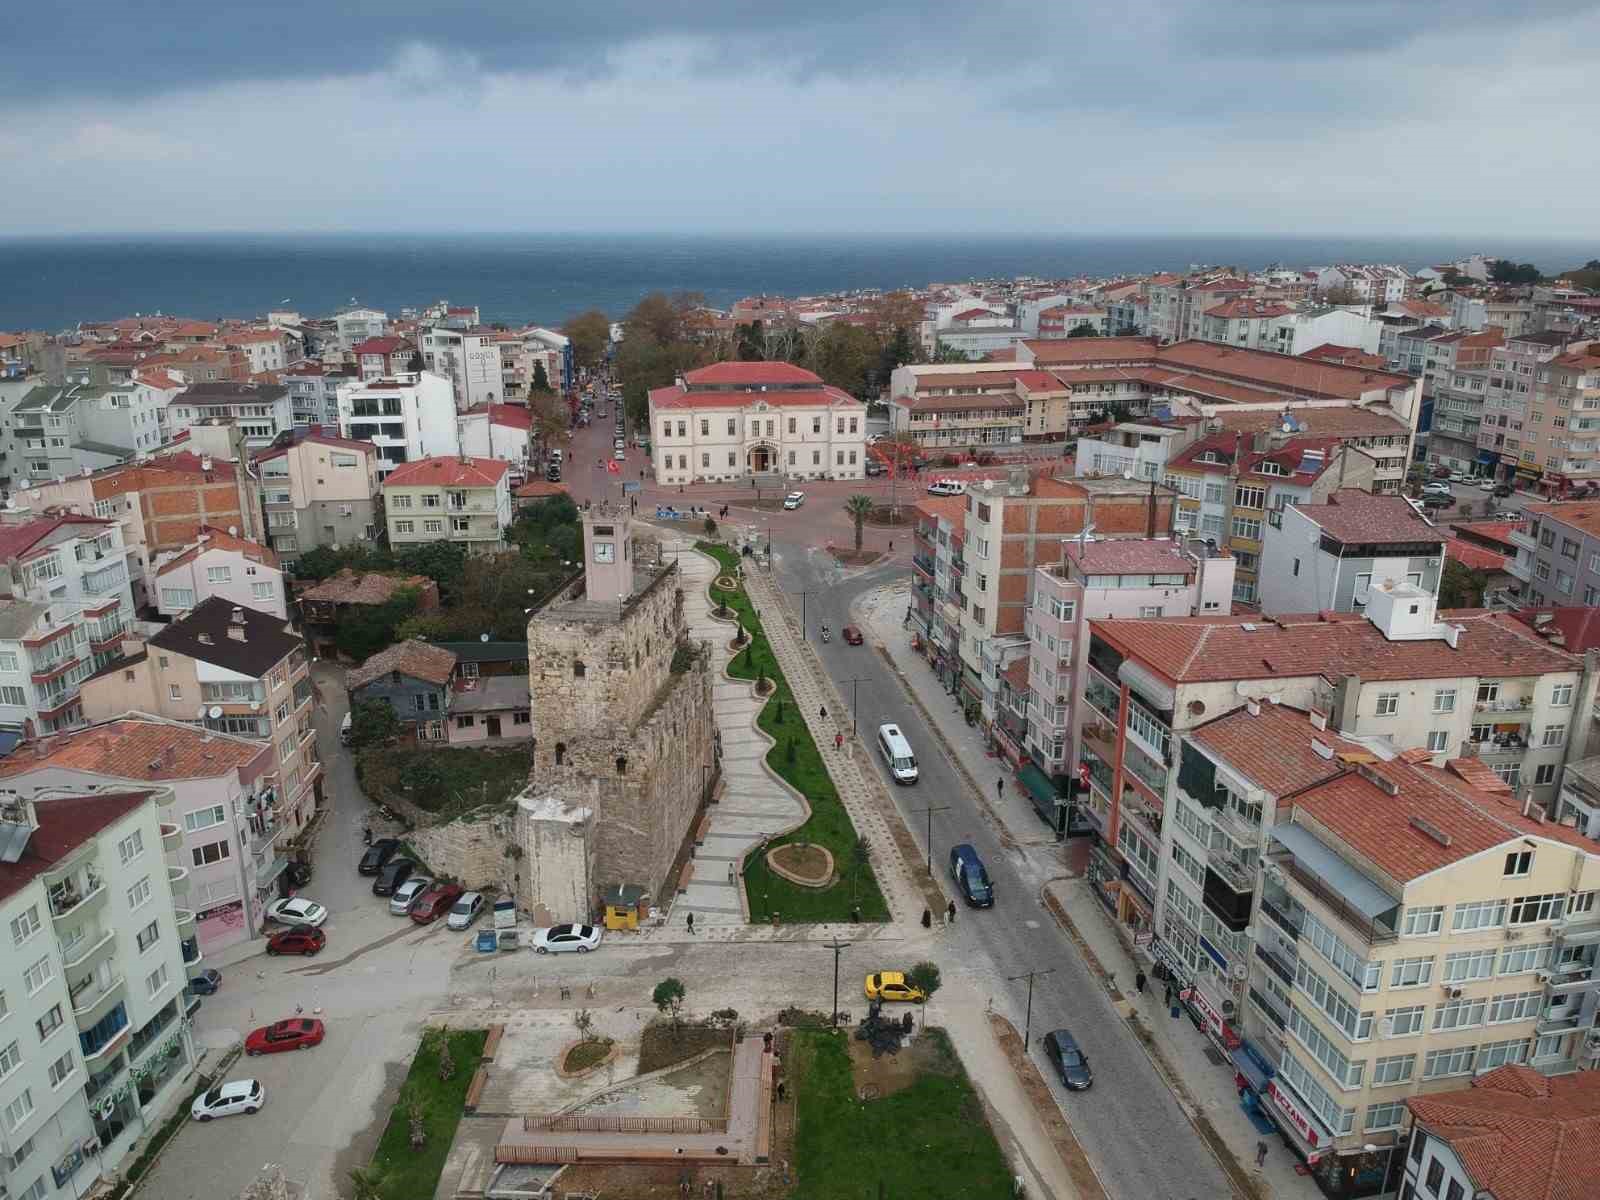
left=357, top=744, right=532, bottom=817
left=696, top=543, right=887, bottom=923
left=367, top=1028, right=487, bottom=1200
left=791, top=1029, right=1013, bottom=1199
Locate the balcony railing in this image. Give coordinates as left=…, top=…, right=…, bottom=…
left=1280, top=856, right=1397, bottom=944
left=912, top=554, right=936, bottom=577
left=70, top=972, right=126, bottom=1023
left=1085, top=671, right=1121, bottom=724
left=79, top=1002, right=129, bottom=1062
left=1476, top=696, right=1533, bottom=713
left=1122, top=742, right=1169, bottom=796
left=1255, top=942, right=1296, bottom=988
left=49, top=871, right=105, bottom=919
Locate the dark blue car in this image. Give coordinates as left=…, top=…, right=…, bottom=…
left=186, top=968, right=222, bottom=996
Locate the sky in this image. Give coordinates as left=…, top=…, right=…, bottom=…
left=5, top=1, right=1600, bottom=237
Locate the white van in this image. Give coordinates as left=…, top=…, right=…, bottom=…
left=876, top=723, right=919, bottom=784
left=926, top=480, right=967, bottom=497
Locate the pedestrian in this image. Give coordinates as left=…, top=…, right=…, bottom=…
left=1135, top=969, right=1147, bottom=994
left=776, top=1079, right=786, bottom=1102
left=686, top=912, right=695, bottom=935
left=834, top=731, right=844, bottom=751
left=819, top=704, right=827, bottom=721
left=727, top=863, right=735, bottom=884
left=1255, top=1141, right=1268, bottom=1170
left=921, top=907, right=932, bottom=929
left=1165, top=982, right=1174, bottom=1009
left=888, top=540, right=893, bottom=551
left=947, top=900, right=957, bottom=924
left=996, top=777, right=1005, bottom=799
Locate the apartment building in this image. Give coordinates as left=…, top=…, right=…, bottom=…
left=909, top=495, right=967, bottom=694
left=419, top=325, right=503, bottom=410
left=456, top=403, right=533, bottom=472
left=164, top=381, right=292, bottom=451
left=954, top=473, right=1176, bottom=722
left=335, top=371, right=460, bottom=480
left=0, top=788, right=197, bottom=1189
left=1474, top=331, right=1568, bottom=485
left=283, top=361, right=357, bottom=429
left=6, top=381, right=168, bottom=483
left=334, top=307, right=387, bottom=351
left=1166, top=435, right=1379, bottom=604
left=153, top=528, right=284, bottom=620
left=520, top=326, right=572, bottom=394
left=1423, top=331, right=1503, bottom=474
left=649, top=362, right=867, bottom=486
left=0, top=717, right=278, bottom=948
left=352, top=336, right=415, bottom=381
left=1450, top=291, right=1534, bottom=338
left=220, top=328, right=288, bottom=374
left=1146, top=276, right=1254, bottom=343
left=1259, top=491, right=1445, bottom=615
left=1037, top=306, right=1110, bottom=338
left=80, top=599, right=320, bottom=836
left=0, top=597, right=126, bottom=736
left=1015, top=537, right=1234, bottom=828
left=1075, top=422, right=1193, bottom=482
left=252, top=429, right=380, bottom=571
left=382, top=456, right=511, bottom=554
left=1528, top=344, right=1600, bottom=490
left=1315, top=264, right=1412, bottom=305
left=1506, top=500, right=1600, bottom=607
left=886, top=367, right=1072, bottom=449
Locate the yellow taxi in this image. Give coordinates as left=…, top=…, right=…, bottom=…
left=863, top=971, right=925, bottom=1003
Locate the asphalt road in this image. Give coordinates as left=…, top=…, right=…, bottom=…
left=772, top=540, right=1233, bottom=1200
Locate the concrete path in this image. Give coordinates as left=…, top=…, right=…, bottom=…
left=672, top=541, right=809, bottom=929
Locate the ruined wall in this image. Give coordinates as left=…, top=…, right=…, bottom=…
left=513, top=795, right=593, bottom=925
left=406, top=811, right=513, bottom=894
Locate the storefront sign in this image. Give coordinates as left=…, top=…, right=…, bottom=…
left=1267, top=1079, right=1328, bottom=1159
left=1134, top=930, right=1154, bottom=948
left=1199, top=934, right=1228, bottom=973
left=1186, top=983, right=1227, bottom=1038
left=1152, top=936, right=1191, bottom=986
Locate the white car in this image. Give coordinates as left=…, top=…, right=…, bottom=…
left=388, top=876, right=434, bottom=916
left=1477, top=479, right=1496, bottom=491
left=191, top=1079, right=264, bottom=1121
left=530, top=923, right=603, bottom=954
left=613, top=448, right=627, bottom=461
left=783, top=492, right=805, bottom=510
left=446, top=891, right=485, bottom=930
left=926, top=480, right=966, bottom=497
left=264, top=897, right=327, bottom=928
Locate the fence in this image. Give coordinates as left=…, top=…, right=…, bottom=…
left=520, top=1113, right=726, bottom=1135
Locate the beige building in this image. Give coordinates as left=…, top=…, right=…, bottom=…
left=79, top=599, right=321, bottom=837
left=251, top=430, right=380, bottom=571
left=887, top=365, right=1079, bottom=446
left=382, top=455, right=511, bottom=554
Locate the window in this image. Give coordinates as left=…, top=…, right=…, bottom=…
left=390, top=493, right=412, bottom=509
left=126, top=876, right=152, bottom=910
left=206, top=565, right=232, bottom=583
left=1390, top=957, right=1434, bottom=989
left=1365, top=1101, right=1406, bottom=1131
left=1376, top=692, right=1399, bottom=716
left=160, top=587, right=194, bottom=608
left=10, top=905, right=39, bottom=946
left=1504, top=850, right=1533, bottom=878
left=117, top=830, right=144, bottom=865
left=1373, top=1056, right=1416, bottom=1087
left=452, top=517, right=469, bottom=533
left=1402, top=906, right=1443, bottom=937
left=1425, top=1160, right=1445, bottom=1193
left=394, top=520, right=414, bottom=534
left=1432, top=996, right=1487, bottom=1031
left=1231, top=516, right=1262, bottom=541
left=1386, top=1004, right=1426, bottom=1036
left=1426, top=730, right=1449, bottom=753
left=1551, top=683, right=1574, bottom=706
left=5, top=1088, right=32, bottom=1131
left=46, top=1051, right=74, bottom=1088
left=1424, top=1045, right=1477, bottom=1079
left=34, top=1005, right=62, bottom=1042
left=190, top=840, right=230, bottom=867
left=0, top=685, right=25, bottom=705
left=1508, top=893, right=1565, bottom=924
left=251, top=581, right=275, bottom=601
left=1452, top=899, right=1506, bottom=931
left=145, top=964, right=169, bottom=998
left=1541, top=723, right=1566, bottom=747
left=1534, top=763, right=1556, bottom=786
left=136, top=920, right=160, bottom=953
left=185, top=804, right=226, bottom=833
left=1234, top=485, right=1265, bottom=510
left=1487, top=991, right=1541, bottom=1023
left=1432, top=688, right=1456, bottom=713
left=168, top=684, right=182, bottom=700
left=1442, top=949, right=1497, bottom=982
left=0, top=1040, right=20, bottom=1078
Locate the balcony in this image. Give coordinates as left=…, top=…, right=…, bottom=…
left=1506, top=555, right=1532, bottom=583
left=167, top=865, right=190, bottom=894
left=1248, top=985, right=1288, bottom=1031
left=1122, top=742, right=1169, bottom=797
left=1260, top=889, right=1303, bottom=939
left=48, top=870, right=106, bottom=921
left=79, top=1001, right=130, bottom=1063
left=31, top=654, right=81, bottom=685
left=1122, top=793, right=1164, bottom=843
left=1085, top=671, right=1121, bottom=724
left=1204, top=856, right=1255, bottom=933
left=180, top=936, right=202, bottom=967
left=1507, top=528, right=1538, bottom=552
left=70, top=972, right=127, bottom=1026
left=1476, top=695, right=1533, bottom=714
left=174, top=907, right=196, bottom=934
left=1255, top=942, right=1297, bottom=988
left=912, top=553, right=936, bottom=577
left=1278, top=856, right=1397, bottom=945
left=160, top=822, right=182, bottom=851
left=61, top=925, right=116, bottom=971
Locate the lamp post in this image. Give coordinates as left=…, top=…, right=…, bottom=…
left=788, top=589, right=815, bottom=638
left=1007, top=967, right=1056, bottom=1051
left=841, top=677, right=869, bottom=735
left=824, top=938, right=851, bottom=1027
left=915, top=803, right=951, bottom=875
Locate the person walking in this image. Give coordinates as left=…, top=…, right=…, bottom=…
left=1135, top=968, right=1147, bottom=994
left=947, top=900, right=957, bottom=924
left=996, top=777, right=1005, bottom=800
left=1254, top=1141, right=1269, bottom=1170
left=834, top=731, right=844, bottom=752
left=686, top=912, right=695, bottom=935
left=819, top=705, right=827, bottom=721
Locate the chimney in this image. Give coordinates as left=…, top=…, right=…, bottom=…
left=230, top=606, right=245, bottom=625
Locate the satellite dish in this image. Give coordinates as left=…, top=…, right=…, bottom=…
left=480, top=633, right=490, bottom=642
left=208, top=705, right=223, bottom=719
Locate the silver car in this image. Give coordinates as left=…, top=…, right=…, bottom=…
left=388, top=876, right=434, bottom=915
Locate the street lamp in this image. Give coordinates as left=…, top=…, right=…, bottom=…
left=824, top=939, right=851, bottom=1027
left=1006, top=967, right=1056, bottom=1051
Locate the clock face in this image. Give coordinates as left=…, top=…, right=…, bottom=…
left=594, top=541, right=615, bottom=563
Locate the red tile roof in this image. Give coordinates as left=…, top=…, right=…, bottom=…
left=514, top=480, right=570, bottom=500
left=89, top=450, right=239, bottom=499
left=1205, top=405, right=1410, bottom=439
left=1290, top=489, right=1442, bottom=545
left=1002, top=658, right=1030, bottom=688
left=1405, top=1066, right=1600, bottom=1200
left=1023, top=337, right=1159, bottom=367
left=914, top=495, right=966, bottom=526
left=298, top=569, right=431, bottom=606
left=251, top=432, right=375, bottom=464
left=0, top=515, right=114, bottom=563
left=1091, top=608, right=1579, bottom=685
left=1065, top=537, right=1198, bottom=576
left=0, top=718, right=268, bottom=782
left=1203, top=299, right=1294, bottom=319
left=347, top=639, right=458, bottom=690
left=462, top=402, right=532, bottom=431
left=649, top=383, right=860, bottom=412
left=381, top=456, right=509, bottom=490
left=1522, top=499, right=1600, bottom=538
left=1298, top=344, right=1389, bottom=371
left=1188, top=703, right=1370, bottom=798
left=1153, top=340, right=1414, bottom=399
left=682, top=361, right=823, bottom=387
left=1442, top=535, right=1507, bottom=572
left=156, top=527, right=278, bottom=576
left=353, top=336, right=412, bottom=356
left=1510, top=606, right=1600, bottom=654
left=0, top=791, right=155, bottom=903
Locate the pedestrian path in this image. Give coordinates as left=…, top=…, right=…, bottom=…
left=671, top=541, right=808, bottom=929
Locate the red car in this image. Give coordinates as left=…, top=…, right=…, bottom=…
left=842, top=625, right=864, bottom=646
left=265, top=927, right=326, bottom=957
left=244, top=1018, right=325, bottom=1056
left=409, top=883, right=466, bottom=925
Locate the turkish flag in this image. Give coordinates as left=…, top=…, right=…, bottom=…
left=606, top=460, right=621, bottom=474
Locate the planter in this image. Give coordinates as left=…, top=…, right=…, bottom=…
left=765, top=842, right=835, bottom=888
left=555, top=1037, right=620, bottom=1079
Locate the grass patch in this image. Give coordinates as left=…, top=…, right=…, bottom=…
left=357, top=745, right=531, bottom=816
left=696, top=542, right=887, bottom=923
left=368, top=1028, right=487, bottom=1200
left=563, top=1039, right=613, bottom=1074
left=791, top=1028, right=1012, bottom=1199
left=638, top=1021, right=734, bottom=1075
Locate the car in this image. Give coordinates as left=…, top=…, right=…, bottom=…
left=245, top=1018, right=325, bottom=1057
left=1492, top=509, right=1522, bottom=520
left=782, top=491, right=805, bottom=510
left=358, top=838, right=401, bottom=875
left=926, top=480, right=966, bottom=497
left=1042, top=1029, right=1094, bottom=1091
left=530, top=923, right=602, bottom=954
left=545, top=468, right=562, bottom=482
left=1421, top=493, right=1453, bottom=509
left=191, top=1079, right=265, bottom=1121
left=266, top=927, right=326, bottom=956
left=285, top=860, right=312, bottom=887
left=339, top=711, right=354, bottom=746
left=1421, top=480, right=1452, bottom=494
left=411, top=883, right=465, bottom=924
left=613, top=436, right=626, bottom=449
left=388, top=876, right=435, bottom=915
left=842, top=625, right=863, bottom=646
left=264, top=897, right=328, bottom=927
left=613, top=448, right=627, bottom=461
left=1478, top=478, right=1497, bottom=491
left=185, top=968, right=222, bottom=996
left=446, top=891, right=486, bottom=930
left=865, top=459, right=886, bottom=477
left=864, top=971, right=925, bottom=1003
left=1448, top=471, right=1466, bottom=483
left=1493, top=483, right=1514, bottom=498
left=372, top=858, right=415, bottom=896
left=949, top=843, right=994, bottom=907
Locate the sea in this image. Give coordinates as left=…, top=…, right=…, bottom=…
left=1, top=232, right=1594, bottom=332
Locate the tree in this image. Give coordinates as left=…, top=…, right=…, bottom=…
left=562, top=309, right=611, bottom=370
left=530, top=360, right=552, bottom=394
left=1067, top=323, right=1100, bottom=338
left=573, top=1007, right=596, bottom=1044
left=849, top=835, right=871, bottom=903
left=1489, top=259, right=1542, bottom=285
left=294, top=544, right=350, bottom=582
left=346, top=1167, right=386, bottom=1200
left=529, top=392, right=567, bottom=459
left=844, top=494, right=874, bottom=554
left=348, top=698, right=399, bottom=748
left=810, top=323, right=877, bottom=397
left=1439, top=557, right=1488, bottom=608
left=863, top=290, right=926, bottom=339
left=335, top=587, right=420, bottom=661
left=653, top=977, right=686, bottom=1032
left=907, top=960, right=942, bottom=1029
left=930, top=341, right=972, bottom=363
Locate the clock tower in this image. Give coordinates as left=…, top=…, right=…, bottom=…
left=580, top=504, right=634, bottom=602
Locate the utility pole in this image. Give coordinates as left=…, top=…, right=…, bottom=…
left=841, top=677, right=870, bottom=735
left=823, top=938, right=851, bottom=1027
left=915, top=803, right=951, bottom=876
left=788, top=589, right=815, bottom=638
left=1007, top=967, right=1057, bottom=1051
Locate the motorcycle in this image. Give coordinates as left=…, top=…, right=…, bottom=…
left=820, top=625, right=831, bottom=643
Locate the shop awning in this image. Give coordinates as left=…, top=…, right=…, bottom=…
left=1231, top=1043, right=1274, bottom=1093
left=1270, top=824, right=1399, bottom=921
left=1017, top=762, right=1058, bottom=807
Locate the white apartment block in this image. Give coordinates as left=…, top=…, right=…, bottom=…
left=419, top=325, right=503, bottom=410
left=336, top=372, right=460, bottom=481
left=335, top=307, right=388, bottom=351
left=154, top=529, right=285, bottom=621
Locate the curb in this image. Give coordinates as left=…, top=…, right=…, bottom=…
left=987, top=1013, right=1110, bottom=1200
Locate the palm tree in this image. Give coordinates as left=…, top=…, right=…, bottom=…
left=844, top=494, right=874, bottom=554
left=346, top=1166, right=385, bottom=1200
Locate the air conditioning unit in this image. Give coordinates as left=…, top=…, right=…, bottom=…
left=1535, top=970, right=1552, bottom=982
left=1586, top=1031, right=1600, bottom=1054
left=1444, top=986, right=1464, bottom=999
left=250, top=700, right=262, bottom=711
left=1379, top=1017, right=1396, bottom=1037
left=81, top=1136, right=100, bottom=1154
left=1505, top=928, right=1524, bottom=941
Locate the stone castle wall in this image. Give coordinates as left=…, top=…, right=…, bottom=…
left=407, top=811, right=513, bottom=893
